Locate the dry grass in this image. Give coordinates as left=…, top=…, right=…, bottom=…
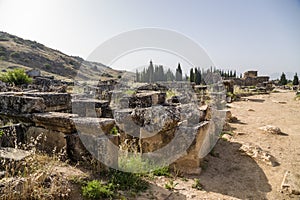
left=0, top=130, right=86, bottom=200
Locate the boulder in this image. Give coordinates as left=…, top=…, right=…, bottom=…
left=26, top=69, right=41, bottom=77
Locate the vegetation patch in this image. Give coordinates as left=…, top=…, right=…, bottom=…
left=0, top=68, right=32, bottom=85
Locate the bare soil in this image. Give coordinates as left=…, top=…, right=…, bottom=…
left=140, top=90, right=300, bottom=200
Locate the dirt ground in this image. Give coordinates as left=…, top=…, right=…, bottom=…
left=140, top=90, right=300, bottom=200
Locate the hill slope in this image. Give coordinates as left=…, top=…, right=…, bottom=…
left=0, top=31, right=122, bottom=81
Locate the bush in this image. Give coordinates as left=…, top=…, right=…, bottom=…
left=82, top=180, right=113, bottom=199
left=0, top=68, right=32, bottom=85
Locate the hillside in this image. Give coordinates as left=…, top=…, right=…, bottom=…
left=0, top=31, right=122, bottom=81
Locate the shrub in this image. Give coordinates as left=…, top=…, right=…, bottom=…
left=82, top=180, right=113, bottom=199
left=44, top=63, right=51, bottom=69
left=0, top=68, right=32, bottom=85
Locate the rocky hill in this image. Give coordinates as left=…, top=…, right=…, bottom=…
left=0, top=31, right=122, bottom=81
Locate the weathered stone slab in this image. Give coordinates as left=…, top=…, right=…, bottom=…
left=72, top=117, right=115, bottom=136
left=32, top=112, right=77, bottom=133
left=171, top=121, right=210, bottom=175
left=72, top=99, right=110, bottom=117
left=0, top=94, right=46, bottom=114
left=128, top=91, right=166, bottom=108
left=25, top=92, right=71, bottom=112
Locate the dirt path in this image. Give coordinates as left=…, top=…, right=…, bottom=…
left=141, top=90, right=300, bottom=200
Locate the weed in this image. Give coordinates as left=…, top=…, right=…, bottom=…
left=0, top=129, right=4, bottom=138
left=192, top=178, right=203, bottom=190
left=164, top=180, right=178, bottom=190
left=109, top=126, right=119, bottom=135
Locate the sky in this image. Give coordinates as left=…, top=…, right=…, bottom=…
left=0, top=0, right=299, bottom=79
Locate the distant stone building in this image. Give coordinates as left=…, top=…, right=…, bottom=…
left=232, top=70, right=270, bottom=86
left=243, top=71, right=257, bottom=78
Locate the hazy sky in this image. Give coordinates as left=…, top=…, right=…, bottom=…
left=0, top=0, right=299, bottom=78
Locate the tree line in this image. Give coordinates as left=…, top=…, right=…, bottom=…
left=136, top=61, right=238, bottom=84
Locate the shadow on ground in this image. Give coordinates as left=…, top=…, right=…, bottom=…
left=198, top=139, right=272, bottom=199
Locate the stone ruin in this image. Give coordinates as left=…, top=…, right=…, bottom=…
left=0, top=73, right=230, bottom=175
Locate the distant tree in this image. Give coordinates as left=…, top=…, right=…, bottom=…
left=293, top=73, right=299, bottom=85
left=175, top=63, right=182, bottom=81
left=166, top=68, right=175, bottom=81
left=136, top=69, right=139, bottom=82
left=190, top=68, right=194, bottom=82
left=148, top=60, right=154, bottom=83
left=279, top=72, right=288, bottom=85
left=195, top=67, right=202, bottom=85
